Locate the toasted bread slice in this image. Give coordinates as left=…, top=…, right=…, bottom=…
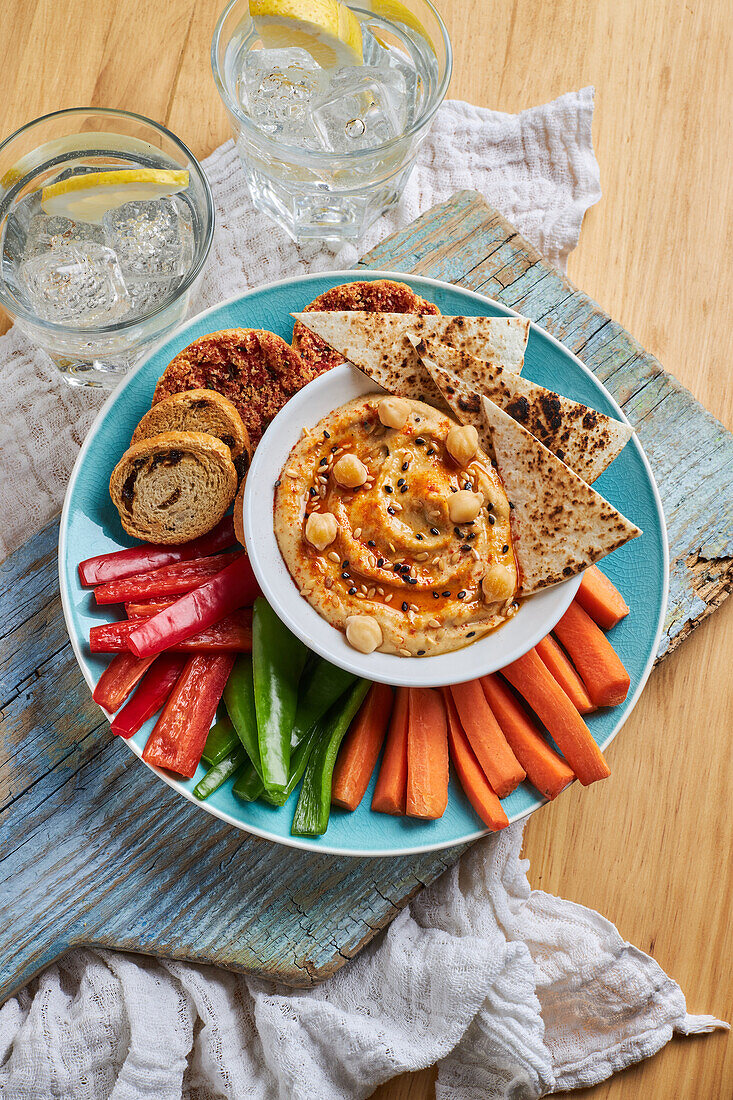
left=131, top=389, right=251, bottom=471
left=110, top=431, right=238, bottom=545
left=233, top=473, right=247, bottom=549
left=152, top=329, right=312, bottom=446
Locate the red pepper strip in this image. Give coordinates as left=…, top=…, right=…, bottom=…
left=128, top=555, right=261, bottom=659
left=142, top=654, right=235, bottom=777
left=111, top=654, right=187, bottom=738
left=126, top=597, right=177, bottom=618
left=92, top=652, right=157, bottom=712
left=94, top=551, right=243, bottom=605
left=89, top=610, right=253, bottom=653
left=79, top=515, right=236, bottom=586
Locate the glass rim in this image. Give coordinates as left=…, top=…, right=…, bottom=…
left=0, top=106, right=215, bottom=337
left=211, top=0, right=453, bottom=163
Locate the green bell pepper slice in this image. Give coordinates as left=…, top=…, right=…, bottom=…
left=253, top=598, right=308, bottom=792
left=223, top=654, right=262, bottom=779
left=291, top=679, right=370, bottom=836
left=193, top=746, right=245, bottom=800
left=201, top=716, right=240, bottom=768
left=290, top=658, right=357, bottom=748
left=232, top=761, right=265, bottom=802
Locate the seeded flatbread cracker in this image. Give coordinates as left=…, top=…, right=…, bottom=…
left=418, top=341, right=633, bottom=485
left=291, top=280, right=441, bottom=376
left=481, top=396, right=641, bottom=594
left=289, top=312, right=530, bottom=409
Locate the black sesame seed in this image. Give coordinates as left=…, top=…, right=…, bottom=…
left=319, top=456, right=328, bottom=466
left=401, top=601, right=409, bottom=612
left=430, top=527, right=439, bottom=536
left=467, top=631, right=475, bottom=638
left=323, top=430, right=330, bottom=438
left=384, top=485, right=393, bottom=494
left=467, top=532, right=476, bottom=540
left=401, top=461, right=409, bottom=471
left=464, top=481, right=472, bottom=489
left=342, top=560, right=349, bottom=568
left=486, top=501, right=494, bottom=511
left=509, top=502, right=515, bottom=510
left=401, top=564, right=411, bottom=573
left=368, top=540, right=376, bottom=547
left=502, top=545, right=509, bottom=554
left=457, top=590, right=466, bottom=599
left=451, top=486, right=457, bottom=493
left=415, top=436, right=425, bottom=445
left=416, top=533, right=424, bottom=541
left=400, top=485, right=408, bottom=493
left=442, top=590, right=451, bottom=598
left=408, top=577, right=417, bottom=584
left=341, top=571, right=350, bottom=580
left=348, top=587, right=357, bottom=595
left=488, top=514, right=496, bottom=526
left=377, top=557, right=385, bottom=567
left=454, top=527, right=463, bottom=538
left=393, top=563, right=401, bottom=572
left=433, top=591, right=440, bottom=598
left=275, top=479, right=281, bottom=488
left=427, top=448, right=435, bottom=456
left=387, top=506, right=395, bottom=515
left=417, top=649, right=426, bottom=656
left=331, top=445, right=338, bottom=453
left=309, top=487, right=317, bottom=497
left=397, top=478, right=405, bottom=487
left=461, top=545, right=471, bottom=554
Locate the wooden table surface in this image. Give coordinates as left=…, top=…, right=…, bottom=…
left=2, top=1, right=731, bottom=1096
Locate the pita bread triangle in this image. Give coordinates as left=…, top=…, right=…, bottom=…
left=480, top=396, right=641, bottom=594
left=289, top=312, right=530, bottom=411
left=416, top=339, right=633, bottom=485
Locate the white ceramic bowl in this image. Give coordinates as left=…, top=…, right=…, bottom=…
left=242, top=364, right=581, bottom=687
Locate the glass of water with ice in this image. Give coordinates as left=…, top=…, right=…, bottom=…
left=212, top=0, right=451, bottom=244
left=0, top=109, right=214, bottom=388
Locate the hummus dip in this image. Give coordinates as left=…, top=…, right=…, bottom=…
left=274, top=395, right=518, bottom=657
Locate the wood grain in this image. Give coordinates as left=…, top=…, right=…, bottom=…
left=1, top=1, right=731, bottom=1097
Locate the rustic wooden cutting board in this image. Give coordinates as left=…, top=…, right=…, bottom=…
left=1, top=192, right=731, bottom=1003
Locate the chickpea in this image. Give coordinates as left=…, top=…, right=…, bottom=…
left=345, top=614, right=383, bottom=654
left=333, top=453, right=368, bottom=488
left=448, top=489, right=483, bottom=524
left=378, top=396, right=410, bottom=430
left=482, top=564, right=515, bottom=602
left=304, top=511, right=338, bottom=552
left=446, top=424, right=479, bottom=466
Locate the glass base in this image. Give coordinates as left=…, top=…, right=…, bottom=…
left=54, top=356, right=135, bottom=389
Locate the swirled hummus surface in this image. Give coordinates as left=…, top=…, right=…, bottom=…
left=274, top=395, right=518, bottom=656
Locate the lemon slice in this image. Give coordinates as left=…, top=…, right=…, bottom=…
left=249, top=0, right=363, bottom=67
left=369, top=0, right=435, bottom=52
left=41, top=168, right=190, bottom=224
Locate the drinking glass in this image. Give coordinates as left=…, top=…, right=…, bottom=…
left=212, top=0, right=451, bottom=244
left=0, top=109, right=214, bottom=388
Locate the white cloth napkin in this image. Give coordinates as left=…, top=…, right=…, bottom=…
left=1, top=89, right=725, bottom=1098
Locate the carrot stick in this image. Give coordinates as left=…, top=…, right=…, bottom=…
left=332, top=683, right=394, bottom=811
left=554, top=601, right=631, bottom=707
left=406, top=688, right=449, bottom=819
left=442, top=689, right=509, bottom=831
left=480, top=674, right=574, bottom=799
left=449, top=680, right=525, bottom=799
left=372, top=686, right=409, bottom=815
left=501, top=649, right=610, bottom=785
left=535, top=634, right=595, bottom=715
left=576, top=565, right=630, bottom=630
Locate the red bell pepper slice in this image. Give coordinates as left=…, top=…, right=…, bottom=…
left=94, top=551, right=243, bottom=605
left=79, top=515, right=236, bottom=586
left=92, top=652, right=157, bottom=712
left=89, top=610, right=253, bottom=653
left=126, top=597, right=177, bottom=618
left=142, top=653, right=235, bottom=777
left=110, top=654, right=187, bottom=738
left=127, top=555, right=261, bottom=659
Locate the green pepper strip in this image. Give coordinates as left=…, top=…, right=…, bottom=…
left=262, top=722, right=323, bottom=807
left=201, top=716, right=240, bottom=768
left=232, top=762, right=265, bottom=802
left=193, top=747, right=245, bottom=800
left=290, top=659, right=357, bottom=749
left=224, top=654, right=263, bottom=779
left=253, top=598, right=308, bottom=793
left=292, top=679, right=370, bottom=837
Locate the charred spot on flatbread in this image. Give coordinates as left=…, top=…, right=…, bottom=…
left=153, top=329, right=311, bottom=447
left=292, top=280, right=440, bottom=376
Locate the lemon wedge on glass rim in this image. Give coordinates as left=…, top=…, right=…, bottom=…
left=249, top=0, right=363, bottom=68
left=40, top=168, right=190, bottom=224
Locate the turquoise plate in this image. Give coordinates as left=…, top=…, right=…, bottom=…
left=59, top=270, right=669, bottom=856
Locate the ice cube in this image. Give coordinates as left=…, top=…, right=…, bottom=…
left=311, top=66, right=407, bottom=152
left=238, top=47, right=326, bottom=145
left=19, top=242, right=130, bottom=326
left=26, top=214, right=105, bottom=258
left=103, top=197, right=193, bottom=283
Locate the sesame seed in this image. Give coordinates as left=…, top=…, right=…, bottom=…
left=342, top=560, right=349, bottom=568
left=319, top=456, right=328, bottom=466
left=457, top=590, right=466, bottom=599
left=355, top=592, right=365, bottom=599
left=388, top=506, right=395, bottom=515
left=416, top=552, right=429, bottom=561
left=430, top=527, right=440, bottom=536
left=367, top=588, right=375, bottom=598
left=408, top=577, right=417, bottom=585
left=488, top=515, right=496, bottom=525
left=377, top=587, right=384, bottom=595
left=399, top=648, right=411, bottom=657
left=410, top=603, right=419, bottom=612
left=428, top=618, right=440, bottom=628
left=348, top=587, right=357, bottom=595
left=354, top=528, right=362, bottom=538
left=323, top=430, right=330, bottom=438
left=328, top=551, right=340, bottom=563
left=392, top=502, right=403, bottom=511
left=401, top=601, right=409, bottom=612
left=385, top=593, right=393, bottom=603
left=502, top=545, right=509, bottom=554
left=309, top=487, right=317, bottom=497
left=427, top=448, right=435, bottom=456
left=442, top=590, right=451, bottom=598
left=384, top=485, right=393, bottom=494
left=467, top=532, right=476, bottom=540
left=342, top=571, right=350, bottom=580
left=331, top=445, right=338, bottom=453
left=416, top=533, right=424, bottom=541
left=325, top=577, right=333, bottom=588
left=368, top=539, right=376, bottom=547
left=417, top=649, right=425, bottom=656
left=401, top=461, right=409, bottom=471
left=454, top=527, right=463, bottom=538
left=400, top=485, right=408, bottom=493
left=377, top=557, right=385, bottom=567
left=397, top=478, right=405, bottom=487
left=467, top=631, right=475, bottom=638
left=432, top=592, right=440, bottom=599
left=388, top=542, right=396, bottom=553
left=415, top=437, right=425, bottom=445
